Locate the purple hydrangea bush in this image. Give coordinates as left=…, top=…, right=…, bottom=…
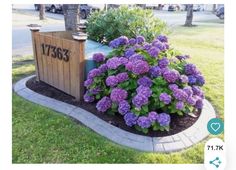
left=83, top=35, right=205, bottom=134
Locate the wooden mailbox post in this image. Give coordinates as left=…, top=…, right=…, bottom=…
left=28, top=24, right=87, bottom=101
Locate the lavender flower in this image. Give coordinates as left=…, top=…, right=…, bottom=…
left=132, top=94, right=149, bottom=108
left=129, top=54, right=144, bottom=61
left=106, top=57, right=121, bottom=69
left=109, top=36, right=129, bottom=48
left=84, top=78, right=93, bottom=87
left=92, top=53, right=105, bottom=62
left=157, top=35, right=168, bottom=43
left=176, top=101, right=184, bottom=110
left=105, top=76, right=118, bottom=87
left=149, top=65, right=162, bottom=78
left=196, top=74, right=205, bottom=86
left=183, top=86, right=193, bottom=96
left=176, top=55, right=190, bottom=61
left=159, top=93, right=172, bottom=104
left=186, top=96, right=197, bottom=106
left=119, top=57, right=129, bottom=65
left=118, top=100, right=130, bottom=115
left=96, top=96, right=112, bottom=112
left=148, top=111, right=159, bottom=122
left=131, top=60, right=149, bottom=75
left=136, top=35, right=145, bottom=44
left=137, top=76, right=153, bottom=87
left=192, top=86, right=204, bottom=97
left=137, top=116, right=152, bottom=128
left=125, top=62, right=133, bottom=71
left=152, top=41, right=166, bottom=51
left=158, top=57, right=169, bottom=68
left=136, top=86, right=152, bottom=97
left=83, top=91, right=95, bottom=103
left=110, top=88, right=128, bottom=103
left=124, top=112, right=138, bottom=127
left=157, top=113, right=171, bottom=126
left=163, top=69, right=180, bottom=83
left=128, top=38, right=136, bottom=45
left=147, top=46, right=160, bottom=57
left=89, top=87, right=102, bottom=95
left=173, top=89, right=188, bottom=101
left=195, top=99, right=203, bottom=109
left=116, top=72, right=129, bottom=83
left=188, top=75, right=197, bottom=84
left=88, top=68, right=101, bottom=79
left=143, top=43, right=152, bottom=50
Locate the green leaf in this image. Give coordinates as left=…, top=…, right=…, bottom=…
left=142, top=105, right=149, bottom=113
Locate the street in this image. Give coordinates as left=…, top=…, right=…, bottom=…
left=12, top=9, right=223, bottom=57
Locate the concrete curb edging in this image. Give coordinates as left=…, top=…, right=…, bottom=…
left=14, top=75, right=216, bottom=152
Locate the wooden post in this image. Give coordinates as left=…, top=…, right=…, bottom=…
left=28, top=24, right=41, bottom=81
left=72, top=32, right=87, bottom=101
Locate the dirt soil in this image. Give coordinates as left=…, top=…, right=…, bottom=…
left=26, top=77, right=201, bottom=137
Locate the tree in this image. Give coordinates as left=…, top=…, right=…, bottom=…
left=184, top=4, right=193, bottom=27
left=63, top=4, right=79, bottom=31
left=39, top=4, right=45, bottom=20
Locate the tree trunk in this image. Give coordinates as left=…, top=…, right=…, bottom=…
left=63, top=4, right=79, bottom=32
left=39, top=4, right=45, bottom=20
left=212, top=4, right=217, bottom=12
left=184, top=4, right=193, bottom=26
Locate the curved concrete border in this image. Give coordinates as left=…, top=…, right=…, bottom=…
left=14, top=75, right=216, bottom=152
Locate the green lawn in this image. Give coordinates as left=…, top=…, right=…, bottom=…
left=12, top=24, right=224, bottom=163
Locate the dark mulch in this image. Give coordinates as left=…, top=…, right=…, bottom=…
left=26, top=77, right=201, bottom=137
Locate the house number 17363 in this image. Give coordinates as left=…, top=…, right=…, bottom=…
left=41, top=43, right=70, bottom=62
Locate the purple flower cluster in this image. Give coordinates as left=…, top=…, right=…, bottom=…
left=88, top=68, right=101, bottom=79
left=106, top=76, right=118, bottom=87
left=125, top=47, right=136, bottom=57
left=132, top=94, right=149, bottom=109
left=131, top=59, right=149, bottom=75
left=136, top=86, right=152, bottom=97
left=176, top=55, right=190, bottom=61
left=116, top=72, right=129, bottom=83
left=157, top=113, right=171, bottom=126
left=110, top=88, right=128, bottom=103
left=98, top=64, right=108, bottom=73
left=106, top=57, right=121, bottom=69
left=84, top=78, right=93, bottom=88
left=149, top=65, right=162, bottom=78
left=136, top=35, right=145, bottom=44
left=109, top=36, right=129, bottom=48
left=157, top=35, right=168, bottom=43
left=118, top=100, right=130, bottom=115
left=159, top=93, right=172, bottom=104
left=163, top=69, right=180, bottom=83
left=147, top=46, right=160, bottom=57
left=83, top=91, right=95, bottom=103
left=124, top=112, right=138, bottom=127
left=158, top=57, right=169, bottom=68
left=92, top=53, right=105, bottom=62
left=137, top=76, right=153, bottom=87
left=176, top=101, right=184, bottom=110
left=184, top=64, right=205, bottom=86
left=137, top=116, right=152, bottom=128
left=148, top=111, right=159, bottom=122
left=129, top=38, right=136, bottom=45
left=173, top=89, right=188, bottom=101
left=96, top=96, right=112, bottom=112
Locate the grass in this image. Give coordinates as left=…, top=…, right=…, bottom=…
left=12, top=24, right=224, bottom=163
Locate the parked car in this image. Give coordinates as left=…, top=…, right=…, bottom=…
left=34, top=4, right=40, bottom=11
left=168, top=4, right=180, bottom=11
left=45, top=4, right=63, bottom=13
left=193, top=5, right=204, bottom=12
left=216, top=6, right=224, bottom=19
left=80, top=4, right=100, bottom=19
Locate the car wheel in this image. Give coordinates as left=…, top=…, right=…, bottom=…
left=80, top=10, right=87, bottom=19
left=51, top=6, right=56, bottom=13
left=219, top=14, right=224, bottom=19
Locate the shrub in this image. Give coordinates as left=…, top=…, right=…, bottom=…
left=83, top=35, right=205, bottom=134
left=86, top=6, right=168, bottom=45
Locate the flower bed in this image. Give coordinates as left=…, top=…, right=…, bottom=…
left=84, top=35, right=205, bottom=134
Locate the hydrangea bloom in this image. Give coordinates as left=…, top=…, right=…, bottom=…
left=119, top=57, right=129, bottom=65
left=124, top=112, right=138, bottom=127
left=173, top=89, right=188, bottom=101
left=192, top=86, right=204, bottom=98
left=125, top=62, right=133, bottom=71
left=143, top=43, right=152, bottom=50
left=116, top=72, right=129, bottom=83
left=147, top=46, right=160, bottom=57
left=195, top=99, right=203, bottom=109
left=180, top=75, right=189, bottom=83
left=106, top=57, right=121, bottom=69
left=84, top=78, right=93, bottom=87
left=184, top=64, right=199, bottom=75
left=125, top=47, right=136, bottom=57
left=186, top=96, right=197, bottom=106
left=137, top=76, right=153, bottom=87
left=129, top=54, right=144, bottom=61
left=149, top=65, right=162, bottom=78
left=136, top=86, right=152, bottom=97
left=128, top=38, right=136, bottom=45
left=96, top=96, right=112, bottom=112
left=152, top=41, right=166, bottom=51
left=83, top=91, right=95, bottom=103
left=148, top=111, right=159, bottom=122
left=92, top=53, right=105, bottom=62
left=159, top=93, right=171, bottom=104
left=106, top=76, right=118, bottom=87
left=183, top=86, right=193, bottom=96
left=132, top=94, right=148, bottom=108
left=158, top=57, right=169, bottom=68
left=163, top=69, right=180, bottom=83
left=118, top=100, right=130, bottom=115
left=176, top=101, right=184, bottom=110
left=109, top=36, right=129, bottom=48
left=137, top=116, right=152, bottom=128
left=188, top=75, right=197, bottom=84
left=131, top=59, right=149, bottom=75
left=176, top=55, right=190, bottom=61
left=136, top=35, right=145, bottom=44
left=157, top=113, right=171, bottom=126
left=110, top=88, right=128, bottom=103
left=196, top=74, right=205, bottom=86
left=168, top=84, right=178, bottom=91
left=157, top=35, right=168, bottom=43
left=89, top=87, right=102, bottom=95
left=88, top=68, right=101, bottom=79
left=98, top=64, right=108, bottom=73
